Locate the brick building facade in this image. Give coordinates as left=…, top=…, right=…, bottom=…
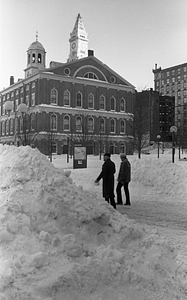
left=0, top=14, right=135, bottom=155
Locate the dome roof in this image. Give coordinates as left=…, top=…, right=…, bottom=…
left=28, top=40, right=45, bottom=51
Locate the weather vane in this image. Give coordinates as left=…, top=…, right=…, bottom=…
left=36, top=31, right=38, bottom=41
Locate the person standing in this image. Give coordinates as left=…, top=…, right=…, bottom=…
left=95, top=153, right=116, bottom=209
left=116, top=153, right=131, bottom=206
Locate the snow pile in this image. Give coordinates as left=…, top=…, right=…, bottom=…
left=0, top=145, right=186, bottom=300
left=132, top=157, right=187, bottom=197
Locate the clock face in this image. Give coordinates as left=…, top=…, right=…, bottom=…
left=72, top=42, right=76, bottom=49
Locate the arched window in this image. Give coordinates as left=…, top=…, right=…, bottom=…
left=88, top=117, right=94, bottom=132
left=6, top=120, right=9, bottom=135
left=10, top=119, right=14, bottom=134
left=76, top=116, right=82, bottom=132
left=76, top=92, right=82, bottom=107
left=120, top=143, right=126, bottom=153
left=100, top=118, right=105, bottom=133
left=64, top=115, right=70, bottom=131
left=38, top=53, right=42, bottom=63
left=51, top=141, right=57, bottom=154
left=110, top=119, right=115, bottom=133
left=51, top=88, right=58, bottom=105
left=109, top=143, right=115, bottom=154
left=83, top=72, right=98, bottom=79
left=110, top=96, right=116, bottom=111
left=31, top=114, right=35, bottom=131
left=120, top=120, right=126, bottom=133
left=64, top=90, right=70, bottom=106
left=88, top=93, right=94, bottom=109
left=99, top=95, right=105, bottom=110
left=50, top=114, right=57, bottom=131
left=120, top=98, right=126, bottom=112
left=32, top=53, right=35, bottom=63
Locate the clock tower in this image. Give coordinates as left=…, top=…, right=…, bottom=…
left=68, top=14, right=89, bottom=62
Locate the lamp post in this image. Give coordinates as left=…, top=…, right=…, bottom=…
left=170, top=126, right=177, bottom=163
left=4, top=101, right=28, bottom=146
left=18, top=103, right=28, bottom=146
left=157, top=134, right=161, bottom=158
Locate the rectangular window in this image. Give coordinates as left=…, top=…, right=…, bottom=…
left=26, top=95, right=29, bottom=106
left=15, top=99, right=19, bottom=111
left=31, top=93, right=35, bottom=106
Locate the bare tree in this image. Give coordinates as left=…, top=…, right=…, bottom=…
left=131, top=98, right=150, bottom=159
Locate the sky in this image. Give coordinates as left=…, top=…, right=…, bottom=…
left=0, top=144, right=187, bottom=298
left=0, top=0, right=187, bottom=91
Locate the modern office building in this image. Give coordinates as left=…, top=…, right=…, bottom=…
left=153, top=63, right=187, bottom=144
left=0, top=14, right=135, bottom=155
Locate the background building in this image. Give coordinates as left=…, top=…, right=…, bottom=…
left=0, top=14, right=135, bottom=156
left=135, top=89, right=159, bottom=143
left=159, top=95, right=175, bottom=143
left=153, top=63, right=187, bottom=147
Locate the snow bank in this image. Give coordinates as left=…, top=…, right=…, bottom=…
left=0, top=145, right=186, bottom=299
left=132, top=157, right=187, bottom=197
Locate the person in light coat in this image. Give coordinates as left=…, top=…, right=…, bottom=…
left=95, top=153, right=116, bottom=209
left=116, top=153, right=131, bottom=205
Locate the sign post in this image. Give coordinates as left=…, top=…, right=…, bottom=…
left=73, top=143, right=87, bottom=169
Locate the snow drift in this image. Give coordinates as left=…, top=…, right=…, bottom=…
left=0, top=145, right=185, bottom=299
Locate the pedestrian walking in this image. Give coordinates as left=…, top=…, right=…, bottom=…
left=95, top=153, right=116, bottom=209
left=116, top=153, right=131, bottom=206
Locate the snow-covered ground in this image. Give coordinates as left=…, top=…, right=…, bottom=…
left=0, top=145, right=187, bottom=299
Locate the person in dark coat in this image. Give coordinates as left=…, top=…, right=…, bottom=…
left=116, top=153, right=131, bottom=206
left=95, top=153, right=116, bottom=209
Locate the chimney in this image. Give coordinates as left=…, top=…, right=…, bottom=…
left=155, top=63, right=157, bottom=70
left=88, top=49, right=94, bottom=57
left=10, top=76, right=14, bottom=86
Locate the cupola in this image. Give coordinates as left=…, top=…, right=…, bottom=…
left=24, top=32, right=46, bottom=78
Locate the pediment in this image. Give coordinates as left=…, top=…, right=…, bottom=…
left=48, top=56, right=135, bottom=88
